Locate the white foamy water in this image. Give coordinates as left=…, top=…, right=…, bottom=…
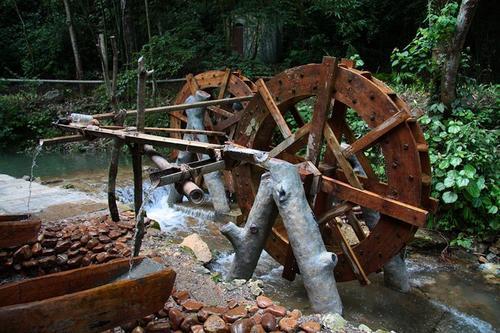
left=430, top=300, right=497, bottom=333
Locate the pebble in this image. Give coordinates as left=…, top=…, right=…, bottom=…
left=287, top=309, right=301, bottom=320
left=299, top=321, right=321, bottom=333
left=264, top=305, right=287, bottom=318
left=256, top=296, right=273, bottom=309
left=230, top=318, right=255, bottom=333
left=223, top=305, right=247, bottom=323
left=146, top=319, right=171, bottom=332
left=321, top=313, right=346, bottom=331
left=132, top=326, right=145, bottom=333
left=169, top=308, right=186, bottom=330
left=260, top=313, right=277, bottom=331
left=182, top=299, right=205, bottom=312
left=181, top=314, right=200, bottom=332
left=173, top=290, right=191, bottom=303
left=278, top=317, right=298, bottom=333
left=204, top=315, right=228, bottom=333
left=191, top=324, right=205, bottom=333
left=250, top=325, right=266, bottom=333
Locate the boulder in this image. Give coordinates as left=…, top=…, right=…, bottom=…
left=180, top=234, right=212, bottom=263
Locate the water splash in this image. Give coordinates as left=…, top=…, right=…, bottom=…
left=27, top=143, right=43, bottom=212
left=430, top=300, right=496, bottom=333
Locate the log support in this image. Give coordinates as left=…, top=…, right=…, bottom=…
left=221, top=150, right=342, bottom=314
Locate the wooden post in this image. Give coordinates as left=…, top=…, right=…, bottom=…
left=220, top=173, right=278, bottom=280
left=132, top=57, right=153, bottom=257
left=107, top=36, right=123, bottom=222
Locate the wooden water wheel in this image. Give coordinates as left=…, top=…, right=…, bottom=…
left=232, top=57, right=436, bottom=283
left=169, top=69, right=255, bottom=143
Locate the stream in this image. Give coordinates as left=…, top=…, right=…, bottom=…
left=0, top=151, right=498, bottom=333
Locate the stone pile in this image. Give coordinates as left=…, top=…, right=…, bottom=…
left=0, top=212, right=135, bottom=276
left=117, top=291, right=323, bottom=333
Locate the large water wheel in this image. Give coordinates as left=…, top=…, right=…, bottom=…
left=232, top=58, right=436, bottom=283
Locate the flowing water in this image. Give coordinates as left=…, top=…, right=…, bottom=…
left=26, top=143, right=43, bottom=212
left=1, top=151, right=498, bottom=333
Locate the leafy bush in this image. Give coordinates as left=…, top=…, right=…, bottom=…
left=420, top=83, right=499, bottom=237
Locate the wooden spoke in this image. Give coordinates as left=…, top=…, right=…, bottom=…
left=289, top=106, right=305, bottom=127
left=325, top=218, right=370, bottom=285
left=213, top=111, right=243, bottom=132
left=346, top=212, right=367, bottom=241
left=208, top=105, right=233, bottom=118
left=319, top=175, right=428, bottom=227
left=342, top=110, right=410, bottom=158
left=217, top=68, right=231, bottom=99
left=256, top=79, right=292, bottom=138
left=171, top=112, right=187, bottom=123
left=306, top=56, right=339, bottom=165
left=186, top=73, right=199, bottom=95
left=323, top=123, right=363, bottom=189
left=269, top=123, right=311, bottom=158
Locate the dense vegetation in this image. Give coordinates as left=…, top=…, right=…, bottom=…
left=0, top=0, right=498, bottom=244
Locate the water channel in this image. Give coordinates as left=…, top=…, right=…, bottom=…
left=0, top=150, right=498, bottom=333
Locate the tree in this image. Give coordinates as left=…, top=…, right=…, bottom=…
left=62, top=0, right=83, bottom=92
left=440, top=0, right=479, bottom=110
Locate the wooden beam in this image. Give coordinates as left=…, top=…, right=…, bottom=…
left=323, top=123, right=363, bottom=189
left=217, top=68, right=231, bottom=99
left=269, top=123, right=311, bottom=158
left=145, top=127, right=226, bottom=137
left=342, top=110, right=410, bottom=158
left=213, top=110, right=243, bottom=131
left=207, top=105, right=233, bottom=118
left=39, top=134, right=86, bottom=146
left=0, top=216, right=41, bottom=248
left=186, top=73, right=199, bottom=95
left=256, top=79, right=292, bottom=138
left=92, top=95, right=254, bottom=120
left=320, top=175, right=428, bottom=227
left=306, top=56, right=339, bottom=165
left=56, top=124, right=223, bottom=155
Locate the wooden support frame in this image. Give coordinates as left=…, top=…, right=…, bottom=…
left=256, top=79, right=292, bottom=138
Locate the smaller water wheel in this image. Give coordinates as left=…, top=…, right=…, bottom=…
left=169, top=70, right=255, bottom=144
left=232, top=57, right=436, bottom=283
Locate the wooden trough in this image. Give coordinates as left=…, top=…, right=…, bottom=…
left=0, top=256, right=176, bottom=333
left=0, top=214, right=41, bottom=248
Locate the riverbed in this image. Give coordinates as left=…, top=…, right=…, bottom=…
left=1, top=150, right=498, bottom=333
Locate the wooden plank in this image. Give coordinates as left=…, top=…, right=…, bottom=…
left=342, top=110, right=410, bottom=158
left=323, top=123, right=363, bottom=189
left=56, top=124, right=223, bottom=155
left=320, top=175, right=428, bottom=227
left=145, top=127, right=226, bottom=137
left=217, top=68, right=231, bottom=99
left=256, top=79, right=292, bottom=138
left=269, top=123, right=311, bottom=158
left=0, top=258, right=176, bottom=333
left=39, top=135, right=86, bottom=146
left=207, top=105, right=233, bottom=118
left=213, top=110, right=243, bottom=131
left=171, top=112, right=188, bottom=123
left=186, top=73, right=199, bottom=95
left=92, top=95, right=254, bottom=120
left=0, top=218, right=41, bottom=248
left=306, top=56, right=339, bottom=165
left=327, top=220, right=370, bottom=285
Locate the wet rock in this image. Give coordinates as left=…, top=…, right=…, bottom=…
left=264, top=305, right=286, bottom=318
left=299, top=321, right=320, bottom=333
left=132, top=326, right=145, bottom=333
left=86, top=238, right=99, bottom=249
left=227, top=300, right=239, bottom=309
left=287, top=310, right=301, bottom=320
left=70, top=241, right=81, bottom=250
left=42, top=248, right=55, bottom=256
left=180, top=234, right=213, bottom=263
left=55, top=240, right=72, bottom=253
left=181, top=314, right=200, bottom=333
left=358, top=324, right=372, bottom=332
left=109, top=230, right=122, bottom=239
left=173, top=290, right=191, bottom=304
left=14, top=245, right=32, bottom=261
left=99, top=235, right=112, bottom=244
left=486, top=252, right=497, bottom=262
left=250, top=313, right=262, bottom=325
left=250, top=325, right=266, bottom=333
left=67, top=249, right=80, bottom=258
left=82, top=255, right=92, bottom=266
left=183, top=299, right=204, bottom=312
left=96, top=252, right=110, bottom=263
left=278, top=317, right=297, bottom=333
left=478, top=256, right=488, bottom=264
left=169, top=308, right=186, bottom=330
left=248, top=305, right=259, bottom=315
left=146, top=319, right=171, bottom=332
left=56, top=253, right=68, bottom=265
left=198, top=306, right=227, bottom=322
left=261, top=313, right=277, bottom=331
left=410, top=229, right=446, bottom=249
left=67, top=255, right=83, bottom=267
left=320, top=313, right=346, bottom=331
left=143, top=314, right=156, bottom=323
left=31, top=242, right=42, bottom=256
left=204, top=315, right=228, bottom=333
left=223, top=305, right=247, bottom=323
left=256, top=296, right=273, bottom=309
left=93, top=244, right=106, bottom=253
left=80, top=234, right=90, bottom=244
left=191, top=324, right=205, bottom=333
left=230, top=318, right=255, bottom=333
left=38, top=255, right=57, bottom=268
left=22, top=259, right=38, bottom=268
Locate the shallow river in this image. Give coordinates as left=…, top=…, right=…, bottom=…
left=1, top=151, right=498, bottom=333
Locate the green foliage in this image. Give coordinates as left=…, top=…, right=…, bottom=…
left=420, top=83, right=499, bottom=237
left=390, top=2, right=459, bottom=86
